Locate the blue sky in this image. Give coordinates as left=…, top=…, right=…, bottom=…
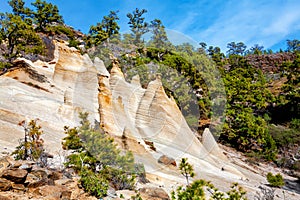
left=1, top=0, right=300, bottom=52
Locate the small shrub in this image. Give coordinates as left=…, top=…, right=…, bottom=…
left=267, top=172, right=284, bottom=187
left=49, top=25, right=74, bottom=39
left=79, top=168, right=108, bottom=198
left=12, top=119, right=48, bottom=166
left=63, top=112, right=141, bottom=198
left=68, top=39, right=80, bottom=49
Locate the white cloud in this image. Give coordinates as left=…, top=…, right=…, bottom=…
left=172, top=11, right=199, bottom=33
left=185, top=1, right=300, bottom=51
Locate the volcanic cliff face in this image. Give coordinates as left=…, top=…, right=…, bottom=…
left=1, top=42, right=299, bottom=199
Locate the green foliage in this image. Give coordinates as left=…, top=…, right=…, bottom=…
left=127, top=8, right=149, bottom=46
left=173, top=158, right=247, bottom=200
left=68, top=38, right=80, bottom=48
left=171, top=180, right=248, bottom=200
left=62, top=112, right=139, bottom=198
left=148, top=19, right=172, bottom=49
left=31, top=0, right=64, bottom=32
left=48, top=25, right=74, bottom=38
left=286, top=39, right=300, bottom=52
left=0, top=13, right=43, bottom=60
left=79, top=168, right=109, bottom=198
left=248, top=44, right=264, bottom=55
left=227, top=42, right=247, bottom=56
left=131, top=192, right=143, bottom=200
left=179, top=158, right=195, bottom=185
left=8, top=0, right=32, bottom=20
left=279, top=53, right=300, bottom=117
left=269, top=124, right=300, bottom=149
left=290, top=118, right=300, bottom=130
left=226, top=183, right=248, bottom=200
left=12, top=119, right=47, bottom=166
left=220, top=60, right=277, bottom=160
left=207, top=45, right=225, bottom=65
left=266, top=172, right=284, bottom=187
left=171, top=179, right=207, bottom=200
left=88, top=10, right=120, bottom=46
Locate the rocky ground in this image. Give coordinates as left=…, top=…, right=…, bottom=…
left=0, top=154, right=171, bottom=200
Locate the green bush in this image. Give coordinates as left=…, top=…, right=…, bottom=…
left=79, top=168, right=108, bottom=198
left=172, top=158, right=248, bottom=200
left=12, top=119, right=47, bottom=166
left=68, top=39, right=80, bottom=49
left=266, top=172, right=284, bottom=187
left=62, top=112, right=140, bottom=198
left=48, top=25, right=74, bottom=39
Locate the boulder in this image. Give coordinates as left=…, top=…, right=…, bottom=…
left=11, top=183, right=26, bottom=191
left=1, top=168, right=28, bottom=183
left=139, top=187, right=170, bottom=200
left=0, top=157, right=10, bottom=174
left=158, top=155, right=176, bottom=167
left=0, top=178, right=12, bottom=191
left=33, top=185, right=70, bottom=200
left=25, top=169, right=50, bottom=188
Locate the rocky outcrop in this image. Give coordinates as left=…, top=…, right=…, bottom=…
left=0, top=156, right=97, bottom=199
left=246, top=52, right=296, bottom=73
left=1, top=168, right=28, bottom=184
left=0, top=41, right=101, bottom=153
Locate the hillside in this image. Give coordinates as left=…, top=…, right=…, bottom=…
left=0, top=40, right=299, bottom=200
left=0, top=0, right=300, bottom=199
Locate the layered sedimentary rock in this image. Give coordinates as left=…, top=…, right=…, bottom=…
left=1, top=41, right=245, bottom=192
left=1, top=42, right=299, bottom=199
left=0, top=41, right=100, bottom=152
left=97, top=57, right=245, bottom=184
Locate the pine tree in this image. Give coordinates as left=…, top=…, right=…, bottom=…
left=127, top=8, right=149, bottom=46
left=12, top=119, right=46, bottom=166
left=0, top=13, right=43, bottom=60
left=31, top=0, right=64, bottom=32
left=88, top=10, right=120, bottom=46
left=149, top=19, right=171, bottom=49
left=179, top=158, right=195, bottom=185
left=8, top=0, right=32, bottom=20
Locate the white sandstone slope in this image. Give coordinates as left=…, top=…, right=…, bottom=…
left=0, top=41, right=100, bottom=152
left=0, top=42, right=299, bottom=199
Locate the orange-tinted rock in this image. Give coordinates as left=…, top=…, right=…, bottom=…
left=1, top=169, right=28, bottom=184
left=158, top=155, right=176, bottom=167
left=0, top=178, right=12, bottom=191
left=139, top=187, right=170, bottom=200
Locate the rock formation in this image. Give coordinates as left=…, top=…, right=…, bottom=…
left=1, top=41, right=299, bottom=199
left=0, top=41, right=100, bottom=153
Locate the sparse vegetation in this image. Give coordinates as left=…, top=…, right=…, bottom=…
left=266, top=172, right=285, bottom=187
left=172, top=158, right=248, bottom=200
left=62, top=112, right=142, bottom=198
left=179, top=158, right=195, bottom=185
left=12, top=119, right=48, bottom=166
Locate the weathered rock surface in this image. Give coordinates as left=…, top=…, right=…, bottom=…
left=0, top=156, right=98, bottom=199
left=0, top=41, right=101, bottom=153
left=1, top=168, right=28, bottom=184
left=158, top=155, right=176, bottom=167
left=0, top=178, right=11, bottom=191
left=139, top=187, right=170, bottom=200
